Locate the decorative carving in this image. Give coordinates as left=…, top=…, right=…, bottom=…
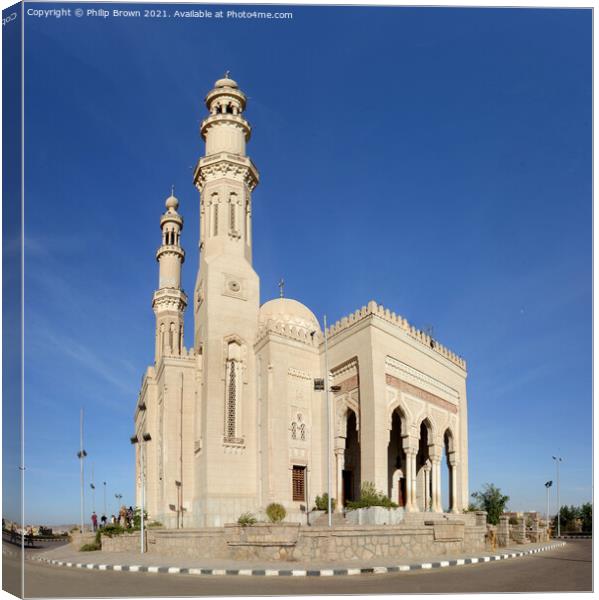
left=386, top=373, right=458, bottom=415
left=288, top=367, right=311, bottom=380
left=385, top=356, right=459, bottom=403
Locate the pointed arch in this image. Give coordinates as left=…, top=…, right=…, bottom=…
left=386, top=397, right=412, bottom=435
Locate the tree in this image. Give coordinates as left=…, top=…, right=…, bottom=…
left=470, top=483, right=509, bottom=525
left=580, top=502, right=592, bottom=533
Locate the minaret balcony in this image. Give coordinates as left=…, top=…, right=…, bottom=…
left=152, top=287, right=188, bottom=311
left=156, top=244, right=185, bottom=261
left=200, top=113, right=251, bottom=141
left=160, top=212, right=183, bottom=227
left=193, top=152, right=259, bottom=191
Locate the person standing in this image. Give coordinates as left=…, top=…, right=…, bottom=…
left=91, top=512, right=98, bottom=532
left=127, top=506, right=134, bottom=528
left=100, top=514, right=107, bottom=528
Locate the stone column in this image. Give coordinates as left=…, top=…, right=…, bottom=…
left=334, top=445, right=345, bottom=513
left=402, top=442, right=418, bottom=512
left=423, top=462, right=431, bottom=511
left=428, top=445, right=442, bottom=513
left=497, top=515, right=510, bottom=547
left=410, top=450, right=418, bottom=510
left=448, top=453, right=459, bottom=513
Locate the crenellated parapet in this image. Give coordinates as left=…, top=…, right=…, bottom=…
left=161, top=345, right=196, bottom=359
left=256, top=319, right=323, bottom=348
left=326, top=300, right=466, bottom=370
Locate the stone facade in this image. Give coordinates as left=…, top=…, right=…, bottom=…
left=134, top=75, right=470, bottom=528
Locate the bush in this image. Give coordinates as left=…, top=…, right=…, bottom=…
left=509, top=516, right=519, bottom=525
left=132, top=508, right=148, bottom=529
left=265, top=503, right=286, bottom=523
left=314, top=493, right=336, bottom=513
left=237, top=512, right=257, bottom=526
left=100, top=524, right=126, bottom=538
left=80, top=530, right=102, bottom=551
left=346, top=481, right=398, bottom=510
left=147, top=521, right=163, bottom=528
left=80, top=542, right=100, bottom=552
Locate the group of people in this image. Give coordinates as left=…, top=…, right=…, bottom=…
left=90, top=506, right=135, bottom=531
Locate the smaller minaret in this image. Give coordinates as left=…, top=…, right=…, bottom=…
left=152, top=190, right=187, bottom=363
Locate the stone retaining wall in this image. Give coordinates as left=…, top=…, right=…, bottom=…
left=101, top=532, right=143, bottom=553
left=99, top=515, right=486, bottom=562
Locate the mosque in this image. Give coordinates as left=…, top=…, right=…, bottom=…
left=133, top=75, right=469, bottom=528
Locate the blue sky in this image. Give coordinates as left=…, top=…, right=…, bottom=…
left=8, top=4, right=591, bottom=524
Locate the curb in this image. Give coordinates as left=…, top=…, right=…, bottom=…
left=555, top=535, right=591, bottom=540
left=31, top=542, right=566, bottom=577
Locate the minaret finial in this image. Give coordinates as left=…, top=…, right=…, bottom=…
left=224, top=69, right=230, bottom=79
left=171, top=184, right=175, bottom=196
left=278, top=278, right=285, bottom=299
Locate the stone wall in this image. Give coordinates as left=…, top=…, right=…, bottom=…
left=148, top=528, right=229, bottom=558
left=345, top=506, right=404, bottom=526
left=99, top=515, right=486, bottom=562
left=101, top=532, right=142, bottom=552
left=293, top=519, right=484, bottom=562
left=70, top=531, right=96, bottom=549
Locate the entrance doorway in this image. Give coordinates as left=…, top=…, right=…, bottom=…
left=342, top=410, right=360, bottom=505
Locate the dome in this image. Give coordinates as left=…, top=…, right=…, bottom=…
left=214, top=76, right=238, bottom=89
left=165, top=194, right=179, bottom=211
left=259, top=298, right=321, bottom=334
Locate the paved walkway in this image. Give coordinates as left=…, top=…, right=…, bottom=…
left=27, top=540, right=566, bottom=577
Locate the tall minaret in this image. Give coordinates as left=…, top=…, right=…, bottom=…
left=191, top=74, right=260, bottom=526
left=152, top=191, right=187, bottom=363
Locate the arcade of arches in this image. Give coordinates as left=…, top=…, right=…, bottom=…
left=335, top=404, right=459, bottom=513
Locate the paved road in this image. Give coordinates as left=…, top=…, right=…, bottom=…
left=3, top=539, right=591, bottom=597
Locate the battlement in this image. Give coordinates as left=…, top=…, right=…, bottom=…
left=256, top=321, right=322, bottom=348
left=326, top=300, right=466, bottom=370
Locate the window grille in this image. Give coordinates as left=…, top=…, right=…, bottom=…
left=292, top=465, right=306, bottom=502
left=291, top=422, right=297, bottom=440
left=299, top=423, right=306, bottom=441
left=230, top=203, right=235, bottom=231
left=225, top=360, right=237, bottom=439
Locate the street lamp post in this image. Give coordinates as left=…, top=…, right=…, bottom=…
left=90, top=464, right=96, bottom=514
left=131, top=432, right=152, bottom=553
left=103, top=482, right=107, bottom=517
left=552, top=456, right=563, bottom=537
left=76, top=408, right=88, bottom=534
left=544, top=481, right=553, bottom=535
left=114, top=493, right=123, bottom=518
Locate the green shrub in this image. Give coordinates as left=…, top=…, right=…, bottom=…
left=314, top=493, right=336, bottom=513
left=346, top=481, right=398, bottom=510
left=100, top=524, right=126, bottom=538
left=147, top=521, right=163, bottom=528
left=265, top=503, right=286, bottom=523
left=80, top=543, right=100, bottom=552
left=237, top=512, right=257, bottom=526
left=132, top=508, right=148, bottom=529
